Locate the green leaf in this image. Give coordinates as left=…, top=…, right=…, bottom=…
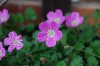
left=64, top=48, right=73, bottom=56
left=16, top=13, right=24, bottom=24
left=93, top=9, right=100, bottom=20
left=84, top=47, right=94, bottom=56
left=95, top=48, right=100, bottom=55
left=26, top=24, right=34, bottom=33
left=78, top=22, right=89, bottom=30
left=74, top=42, right=84, bottom=50
left=60, top=29, right=68, bottom=44
left=24, top=7, right=37, bottom=21
left=17, top=24, right=25, bottom=32
left=32, top=30, right=39, bottom=42
left=96, top=23, right=100, bottom=28
left=51, top=53, right=57, bottom=61
left=90, top=40, right=100, bottom=55
left=9, top=14, right=16, bottom=24
left=40, top=53, right=50, bottom=59
left=87, top=56, right=99, bottom=66
left=67, top=29, right=78, bottom=45
left=78, top=24, right=95, bottom=43
left=34, top=61, right=40, bottom=66
left=21, top=37, right=32, bottom=53
left=90, top=40, right=100, bottom=48
left=57, top=61, right=67, bottom=66
left=83, top=15, right=89, bottom=21
left=70, top=56, right=83, bottom=66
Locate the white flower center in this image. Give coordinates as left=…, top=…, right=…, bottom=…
left=14, top=40, right=19, bottom=45
left=54, top=18, right=60, bottom=23
left=2, top=16, right=6, bottom=22
left=48, top=30, right=55, bottom=37
left=0, top=50, right=2, bottom=56
left=72, top=20, right=78, bottom=26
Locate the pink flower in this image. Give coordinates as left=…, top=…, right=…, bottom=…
left=0, top=9, right=10, bottom=24
left=0, top=42, right=6, bottom=60
left=37, top=22, right=62, bottom=47
left=47, top=9, right=65, bottom=25
left=65, top=12, right=84, bottom=27
left=4, top=31, right=23, bottom=52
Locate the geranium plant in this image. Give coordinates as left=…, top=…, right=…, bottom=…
left=0, top=7, right=100, bottom=66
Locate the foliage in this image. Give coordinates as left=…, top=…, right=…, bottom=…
left=0, top=7, right=100, bottom=66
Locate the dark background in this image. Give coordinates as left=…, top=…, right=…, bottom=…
left=42, top=0, right=71, bottom=20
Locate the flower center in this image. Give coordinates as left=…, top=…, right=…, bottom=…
left=54, top=18, right=60, bottom=23
left=48, top=30, right=55, bottom=37
left=0, top=50, right=2, bottom=56
left=14, top=40, right=19, bottom=45
left=2, top=16, right=6, bottom=22
left=72, top=20, right=78, bottom=26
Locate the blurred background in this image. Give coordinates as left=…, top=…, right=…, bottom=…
left=0, top=0, right=100, bottom=24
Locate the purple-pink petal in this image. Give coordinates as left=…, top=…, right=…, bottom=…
left=16, top=43, right=23, bottom=50
left=3, top=9, right=8, bottom=15
left=37, top=32, right=47, bottom=42
left=50, top=22, right=59, bottom=30
left=0, top=14, right=3, bottom=24
left=8, top=45, right=15, bottom=52
left=8, top=31, right=17, bottom=38
left=0, top=57, right=2, bottom=60
left=47, top=11, right=55, bottom=21
left=55, top=30, right=62, bottom=41
left=2, top=9, right=9, bottom=19
left=46, top=37, right=56, bottom=47
left=4, top=38, right=12, bottom=45
left=39, top=22, right=50, bottom=31
left=55, top=9, right=63, bottom=16
left=16, top=35, right=23, bottom=41
left=65, top=18, right=72, bottom=27
left=66, top=15, right=72, bottom=22
left=60, top=16, right=65, bottom=24
left=0, top=42, right=3, bottom=48
left=1, top=48, right=6, bottom=57
left=77, top=16, right=84, bottom=24
left=72, top=12, right=79, bottom=20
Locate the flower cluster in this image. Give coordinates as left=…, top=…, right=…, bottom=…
left=0, top=9, right=23, bottom=60
left=37, top=9, right=64, bottom=47
left=37, top=9, right=84, bottom=47
left=0, top=31, right=23, bottom=60
left=0, top=8, right=84, bottom=60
